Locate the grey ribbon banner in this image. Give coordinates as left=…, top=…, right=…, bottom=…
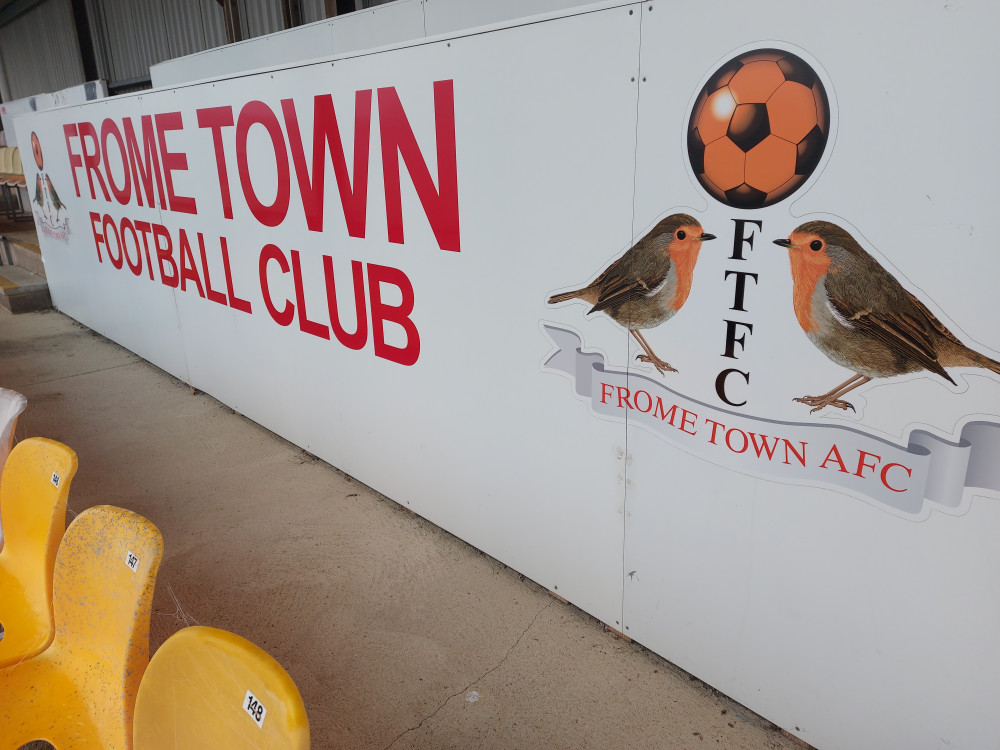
left=542, top=323, right=1000, bottom=518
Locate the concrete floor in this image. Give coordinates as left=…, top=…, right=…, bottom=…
left=2, top=309, right=806, bottom=750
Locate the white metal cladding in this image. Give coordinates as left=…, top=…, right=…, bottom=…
left=328, top=0, right=424, bottom=53
left=0, top=0, right=84, bottom=100
left=422, top=0, right=594, bottom=35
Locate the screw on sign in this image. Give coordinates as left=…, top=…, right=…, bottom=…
left=687, top=49, right=830, bottom=208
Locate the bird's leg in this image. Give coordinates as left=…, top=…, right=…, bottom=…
left=630, top=330, right=677, bottom=375
left=795, top=374, right=871, bottom=413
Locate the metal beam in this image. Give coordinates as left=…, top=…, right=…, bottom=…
left=69, top=0, right=97, bottom=81
left=0, top=0, right=43, bottom=28
left=222, top=0, right=242, bottom=43
left=282, top=0, right=302, bottom=29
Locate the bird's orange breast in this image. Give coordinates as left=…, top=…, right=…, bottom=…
left=669, top=246, right=699, bottom=311
left=789, top=251, right=831, bottom=333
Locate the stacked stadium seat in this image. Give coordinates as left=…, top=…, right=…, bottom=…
left=0, top=391, right=310, bottom=749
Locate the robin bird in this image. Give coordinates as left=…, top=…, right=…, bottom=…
left=30, top=133, right=65, bottom=226
left=773, top=220, right=1000, bottom=413
left=548, top=213, right=715, bottom=374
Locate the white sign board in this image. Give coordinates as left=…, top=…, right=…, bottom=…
left=2, top=81, right=106, bottom=147
left=16, top=2, right=1000, bottom=749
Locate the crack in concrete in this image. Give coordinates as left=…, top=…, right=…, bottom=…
left=384, top=600, right=553, bottom=749
left=16, top=362, right=138, bottom=388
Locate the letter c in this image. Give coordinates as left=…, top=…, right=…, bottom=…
left=259, top=243, right=294, bottom=327
left=880, top=462, right=912, bottom=493
left=715, top=368, right=750, bottom=407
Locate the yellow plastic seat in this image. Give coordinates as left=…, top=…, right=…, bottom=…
left=0, top=505, right=163, bottom=750
left=9, top=148, right=25, bottom=186
left=0, top=437, right=77, bottom=668
left=133, top=626, right=310, bottom=750
left=0, top=147, right=15, bottom=186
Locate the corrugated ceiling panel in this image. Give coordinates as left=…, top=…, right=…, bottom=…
left=0, top=0, right=85, bottom=99
left=160, top=0, right=228, bottom=61
left=128, top=0, right=173, bottom=73
left=85, top=0, right=231, bottom=87
left=198, top=0, right=230, bottom=54
left=240, top=0, right=285, bottom=40
left=83, top=0, right=110, bottom=82
left=301, top=0, right=328, bottom=25
left=92, top=0, right=144, bottom=81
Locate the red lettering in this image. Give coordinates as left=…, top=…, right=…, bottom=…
left=221, top=237, right=252, bottom=314
left=653, top=399, right=678, bottom=424
left=101, top=119, right=132, bottom=204
left=123, top=116, right=166, bottom=209
left=367, top=263, right=419, bottom=366
left=65, top=124, right=84, bottom=197
left=782, top=439, right=808, bottom=467
left=154, top=224, right=178, bottom=288
left=819, top=444, right=848, bottom=473
left=705, top=418, right=724, bottom=444
left=282, top=91, right=371, bottom=236
left=725, top=427, right=748, bottom=454
left=120, top=218, right=142, bottom=276
left=679, top=409, right=697, bottom=435
left=134, top=221, right=155, bottom=280
left=290, top=249, right=330, bottom=340
left=854, top=450, right=881, bottom=479
left=102, top=215, right=123, bottom=269
left=197, top=106, right=236, bottom=219
left=601, top=383, right=614, bottom=404
left=237, top=101, right=290, bottom=227
left=178, top=230, right=205, bottom=297
left=260, top=244, right=293, bottom=326
left=79, top=121, right=110, bottom=202
left=89, top=211, right=104, bottom=261
left=749, top=432, right=779, bottom=460
left=198, top=233, right=228, bottom=305
left=378, top=80, right=460, bottom=251
left=322, top=256, right=367, bottom=350
left=616, top=386, right=632, bottom=410
left=880, top=462, right=911, bottom=493
left=633, top=390, right=652, bottom=413
left=155, top=111, right=197, bottom=214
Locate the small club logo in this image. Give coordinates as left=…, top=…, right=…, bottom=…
left=30, top=131, right=69, bottom=238
left=687, top=48, right=830, bottom=209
